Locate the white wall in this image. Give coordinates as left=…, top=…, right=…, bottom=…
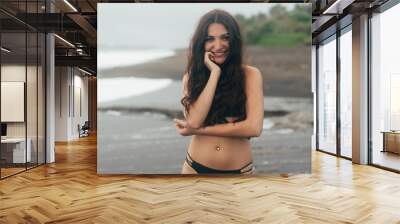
left=1, top=68, right=25, bottom=123
left=55, top=67, right=89, bottom=141
left=1, top=63, right=46, bottom=164
left=71, top=73, right=89, bottom=138
left=1, top=65, right=32, bottom=138
left=55, top=66, right=69, bottom=141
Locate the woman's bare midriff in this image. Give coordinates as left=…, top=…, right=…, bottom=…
left=187, top=118, right=252, bottom=170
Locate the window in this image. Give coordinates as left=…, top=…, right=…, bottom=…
left=339, top=27, right=352, bottom=158
left=317, top=35, right=337, bottom=154
left=371, top=3, right=400, bottom=171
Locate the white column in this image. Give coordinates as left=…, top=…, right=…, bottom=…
left=352, top=14, right=369, bottom=164
left=46, top=33, right=55, bottom=163
left=312, top=45, right=317, bottom=150
left=45, top=0, right=56, bottom=163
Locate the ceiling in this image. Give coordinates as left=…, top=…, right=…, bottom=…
left=311, top=0, right=390, bottom=43
left=0, top=0, right=103, bottom=74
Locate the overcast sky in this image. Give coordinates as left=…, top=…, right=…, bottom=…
left=98, top=3, right=303, bottom=50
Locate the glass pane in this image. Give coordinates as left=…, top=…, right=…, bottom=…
left=371, top=4, right=400, bottom=171
left=340, top=29, right=352, bottom=158
left=318, top=36, right=337, bottom=154
left=27, top=31, right=38, bottom=169
left=38, top=33, right=45, bottom=165
left=1, top=31, right=27, bottom=177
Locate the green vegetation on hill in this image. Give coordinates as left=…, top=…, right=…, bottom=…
left=235, top=4, right=311, bottom=48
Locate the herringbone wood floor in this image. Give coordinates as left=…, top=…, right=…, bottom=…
left=1, top=134, right=400, bottom=224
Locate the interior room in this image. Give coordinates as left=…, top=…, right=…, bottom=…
left=0, top=0, right=399, bottom=223
left=0, top=28, right=46, bottom=177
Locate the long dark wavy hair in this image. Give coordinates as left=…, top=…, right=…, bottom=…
left=181, top=9, right=247, bottom=127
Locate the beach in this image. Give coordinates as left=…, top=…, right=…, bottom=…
left=97, top=45, right=313, bottom=174
left=99, top=46, right=312, bottom=97
left=98, top=110, right=311, bottom=174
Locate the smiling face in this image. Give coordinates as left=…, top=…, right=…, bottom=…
left=204, top=23, right=230, bottom=65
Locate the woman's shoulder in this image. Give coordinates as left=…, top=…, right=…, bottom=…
left=242, top=65, right=262, bottom=80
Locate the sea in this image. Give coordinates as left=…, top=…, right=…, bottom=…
left=97, top=48, right=310, bottom=174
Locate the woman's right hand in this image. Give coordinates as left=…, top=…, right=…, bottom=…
left=204, top=52, right=221, bottom=73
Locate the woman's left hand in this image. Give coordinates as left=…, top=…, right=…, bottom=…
left=174, top=118, right=198, bottom=136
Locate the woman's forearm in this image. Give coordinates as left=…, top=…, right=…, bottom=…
left=186, top=69, right=221, bottom=128
left=194, top=119, right=263, bottom=138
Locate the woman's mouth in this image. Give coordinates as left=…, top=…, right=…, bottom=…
left=213, top=51, right=227, bottom=58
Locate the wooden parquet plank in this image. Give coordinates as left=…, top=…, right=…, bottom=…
left=0, top=134, right=400, bottom=223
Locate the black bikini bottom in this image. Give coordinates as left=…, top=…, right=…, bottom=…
left=185, top=153, right=253, bottom=174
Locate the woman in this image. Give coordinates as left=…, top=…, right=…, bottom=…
left=174, top=9, right=264, bottom=174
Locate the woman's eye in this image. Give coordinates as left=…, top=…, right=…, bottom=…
left=222, top=36, right=229, bottom=41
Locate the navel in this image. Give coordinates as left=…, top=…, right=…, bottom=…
left=215, top=145, right=224, bottom=151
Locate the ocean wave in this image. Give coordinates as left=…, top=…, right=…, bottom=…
left=98, top=49, right=175, bottom=70
left=98, top=77, right=173, bottom=103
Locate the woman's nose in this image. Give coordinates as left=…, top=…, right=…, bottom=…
left=213, top=39, right=223, bottom=50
